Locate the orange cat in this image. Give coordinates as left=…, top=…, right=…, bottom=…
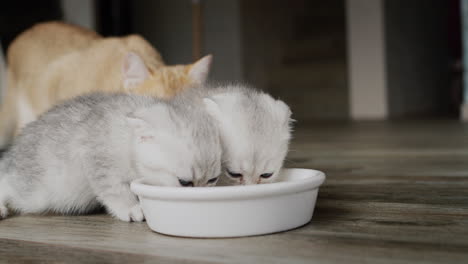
left=0, top=22, right=211, bottom=148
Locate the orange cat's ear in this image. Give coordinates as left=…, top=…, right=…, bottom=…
left=122, top=52, right=150, bottom=90
left=189, top=55, right=212, bottom=84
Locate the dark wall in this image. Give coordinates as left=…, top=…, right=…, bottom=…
left=0, top=0, right=62, bottom=53
left=241, top=0, right=348, bottom=121
left=96, top=0, right=132, bottom=36
left=131, top=0, right=193, bottom=65
left=385, top=0, right=452, bottom=117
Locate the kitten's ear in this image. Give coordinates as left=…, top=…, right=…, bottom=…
left=276, top=99, right=292, bottom=119
left=127, top=106, right=168, bottom=142
left=203, top=97, right=223, bottom=121
left=122, top=52, right=150, bottom=90
left=189, top=55, right=212, bottom=84
left=276, top=99, right=294, bottom=134
left=127, top=105, right=173, bottom=138
left=126, top=115, right=156, bottom=142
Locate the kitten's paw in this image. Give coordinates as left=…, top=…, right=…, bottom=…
left=112, top=204, right=145, bottom=222
left=0, top=204, right=9, bottom=220
left=130, top=204, right=145, bottom=222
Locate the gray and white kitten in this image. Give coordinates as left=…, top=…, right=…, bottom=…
left=203, top=84, right=292, bottom=185
left=0, top=92, right=221, bottom=221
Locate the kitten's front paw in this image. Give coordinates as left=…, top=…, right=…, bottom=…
left=130, top=204, right=145, bottom=222
left=0, top=204, right=9, bottom=220
left=113, top=204, right=145, bottom=222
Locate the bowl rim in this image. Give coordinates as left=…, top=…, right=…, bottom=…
left=130, top=168, right=326, bottom=201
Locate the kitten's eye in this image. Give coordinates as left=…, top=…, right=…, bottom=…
left=260, top=173, right=274, bottom=179
left=227, top=170, right=243, bottom=178
left=207, top=177, right=218, bottom=184
left=178, top=179, right=194, bottom=187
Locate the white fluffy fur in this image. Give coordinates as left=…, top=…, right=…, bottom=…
left=0, top=93, right=221, bottom=221
left=204, top=84, right=292, bottom=185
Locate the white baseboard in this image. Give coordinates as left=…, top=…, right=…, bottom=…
left=61, top=0, right=95, bottom=30
left=461, top=104, right=468, bottom=121
left=347, top=0, right=388, bottom=120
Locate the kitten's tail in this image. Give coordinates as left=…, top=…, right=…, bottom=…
left=0, top=50, right=9, bottom=216
left=0, top=153, right=6, bottom=177
left=0, top=41, right=11, bottom=150
left=0, top=153, right=10, bottom=219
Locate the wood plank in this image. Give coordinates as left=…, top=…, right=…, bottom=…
left=0, top=238, right=202, bottom=264
left=0, top=214, right=467, bottom=264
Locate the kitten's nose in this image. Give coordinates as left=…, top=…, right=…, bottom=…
left=243, top=177, right=257, bottom=185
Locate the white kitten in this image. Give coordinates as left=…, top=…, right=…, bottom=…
left=0, top=93, right=221, bottom=221
left=203, top=84, right=292, bottom=185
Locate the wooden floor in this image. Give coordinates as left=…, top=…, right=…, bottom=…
left=1, top=120, right=468, bottom=263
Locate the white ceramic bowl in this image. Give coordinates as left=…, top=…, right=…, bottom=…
left=130, top=168, right=325, bottom=238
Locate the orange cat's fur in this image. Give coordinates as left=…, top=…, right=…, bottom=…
left=0, top=22, right=212, bottom=148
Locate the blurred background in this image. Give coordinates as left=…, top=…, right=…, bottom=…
left=0, top=0, right=463, bottom=122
